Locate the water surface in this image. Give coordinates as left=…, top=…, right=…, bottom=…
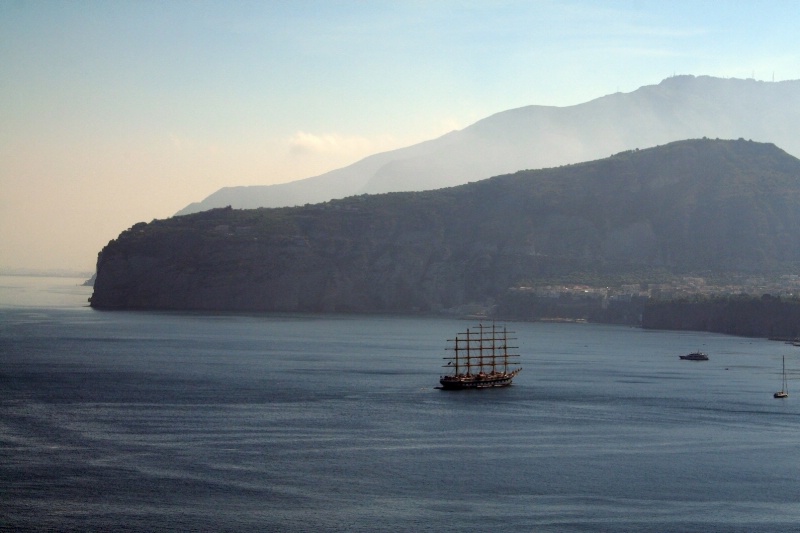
left=2, top=276, right=798, bottom=531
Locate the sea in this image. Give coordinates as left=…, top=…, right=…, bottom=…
left=2, top=275, right=799, bottom=532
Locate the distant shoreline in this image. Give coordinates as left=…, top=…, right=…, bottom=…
left=0, top=269, right=93, bottom=279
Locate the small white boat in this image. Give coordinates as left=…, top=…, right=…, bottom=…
left=679, top=351, right=708, bottom=361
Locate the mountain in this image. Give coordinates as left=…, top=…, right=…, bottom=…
left=177, top=75, right=800, bottom=215
left=91, top=139, right=800, bottom=313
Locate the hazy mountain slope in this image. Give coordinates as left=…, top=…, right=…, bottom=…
left=178, top=75, right=800, bottom=215
left=94, top=139, right=800, bottom=313
left=177, top=133, right=460, bottom=213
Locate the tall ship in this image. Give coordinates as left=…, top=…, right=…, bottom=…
left=439, top=323, right=521, bottom=389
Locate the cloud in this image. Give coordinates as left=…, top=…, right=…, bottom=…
left=288, top=131, right=382, bottom=157
left=289, top=131, right=372, bottom=155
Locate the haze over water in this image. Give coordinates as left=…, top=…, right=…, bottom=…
left=2, top=276, right=799, bottom=531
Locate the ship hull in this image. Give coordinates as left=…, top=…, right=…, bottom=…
left=679, top=352, right=708, bottom=361
left=439, top=370, right=520, bottom=390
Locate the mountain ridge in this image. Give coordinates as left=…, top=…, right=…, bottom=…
left=177, top=75, right=800, bottom=215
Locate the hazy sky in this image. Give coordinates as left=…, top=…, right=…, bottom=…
left=2, top=1, right=799, bottom=272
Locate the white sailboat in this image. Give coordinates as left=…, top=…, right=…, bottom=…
left=774, top=355, right=789, bottom=399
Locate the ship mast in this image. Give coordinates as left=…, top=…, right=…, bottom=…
left=477, top=323, right=484, bottom=374
left=502, top=324, right=508, bottom=373
left=465, top=327, right=472, bottom=375
left=442, top=322, right=520, bottom=376
left=489, top=324, right=494, bottom=373
left=497, top=323, right=519, bottom=373
left=453, top=333, right=461, bottom=375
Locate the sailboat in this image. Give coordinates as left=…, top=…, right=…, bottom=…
left=439, top=323, right=521, bottom=390
left=774, top=355, right=789, bottom=399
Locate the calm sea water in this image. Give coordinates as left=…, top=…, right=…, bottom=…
left=2, top=276, right=799, bottom=532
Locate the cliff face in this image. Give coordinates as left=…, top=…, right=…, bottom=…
left=91, top=139, right=800, bottom=312
left=642, top=296, right=800, bottom=338
left=91, top=203, right=495, bottom=312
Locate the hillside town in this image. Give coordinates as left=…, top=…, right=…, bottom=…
left=514, top=274, right=800, bottom=303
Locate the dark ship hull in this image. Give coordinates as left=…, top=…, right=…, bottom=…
left=679, top=352, right=708, bottom=361
left=439, top=369, right=521, bottom=389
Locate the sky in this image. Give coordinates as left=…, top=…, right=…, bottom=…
left=2, top=0, right=800, bottom=273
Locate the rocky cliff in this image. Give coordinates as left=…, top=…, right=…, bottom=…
left=643, top=295, right=800, bottom=338
left=91, top=139, right=800, bottom=312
